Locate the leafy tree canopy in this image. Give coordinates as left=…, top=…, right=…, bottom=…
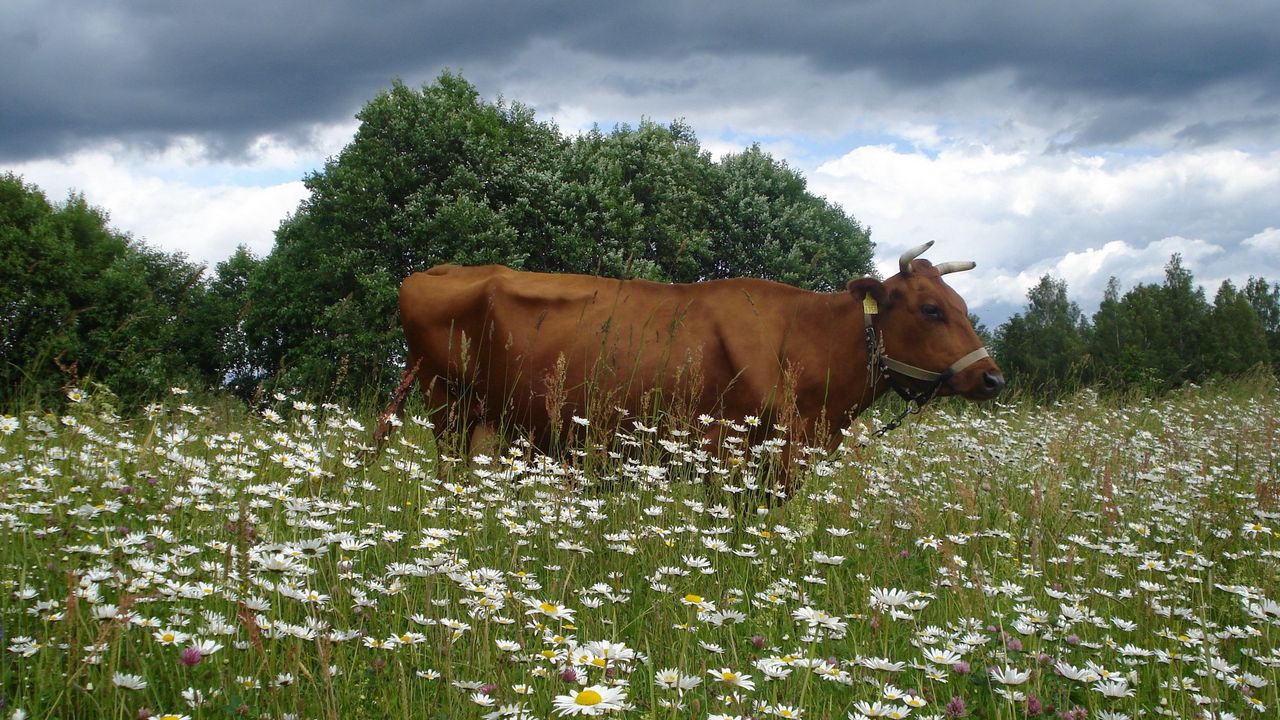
left=0, top=173, right=245, bottom=407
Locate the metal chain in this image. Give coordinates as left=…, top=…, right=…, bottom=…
left=864, top=322, right=946, bottom=438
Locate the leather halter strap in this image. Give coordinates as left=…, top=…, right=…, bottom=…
left=863, top=311, right=990, bottom=385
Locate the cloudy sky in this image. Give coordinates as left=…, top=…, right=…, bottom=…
left=4, top=1, right=1279, bottom=323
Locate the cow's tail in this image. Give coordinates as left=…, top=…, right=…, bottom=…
left=364, top=358, right=422, bottom=461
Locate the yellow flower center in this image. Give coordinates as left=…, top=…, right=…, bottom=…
left=576, top=689, right=603, bottom=706
left=683, top=594, right=703, bottom=603
left=591, top=657, right=608, bottom=667
left=539, top=602, right=559, bottom=613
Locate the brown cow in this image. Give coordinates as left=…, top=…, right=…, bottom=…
left=374, top=242, right=1002, bottom=488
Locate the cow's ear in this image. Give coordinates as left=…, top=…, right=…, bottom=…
left=847, top=277, right=888, bottom=311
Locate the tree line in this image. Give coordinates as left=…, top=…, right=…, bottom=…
left=2, top=72, right=1274, bottom=409
left=990, top=257, right=1278, bottom=396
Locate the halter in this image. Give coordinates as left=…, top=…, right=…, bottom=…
left=863, top=305, right=990, bottom=437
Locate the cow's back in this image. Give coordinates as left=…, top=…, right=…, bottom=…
left=399, top=265, right=818, bottom=444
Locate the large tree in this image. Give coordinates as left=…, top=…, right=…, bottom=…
left=1243, top=276, right=1280, bottom=368
left=993, top=275, right=1088, bottom=395
left=1207, top=280, right=1269, bottom=376
left=244, top=74, right=568, bottom=397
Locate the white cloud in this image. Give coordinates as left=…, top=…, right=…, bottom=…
left=1243, top=227, right=1280, bottom=253
left=808, top=141, right=1280, bottom=316
left=8, top=123, right=355, bottom=266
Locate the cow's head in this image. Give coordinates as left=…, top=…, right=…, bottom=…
left=847, top=241, right=1004, bottom=400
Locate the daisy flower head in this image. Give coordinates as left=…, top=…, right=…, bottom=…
left=679, top=592, right=715, bottom=611
left=527, top=598, right=577, bottom=622
left=708, top=667, right=756, bottom=691
left=655, top=667, right=701, bottom=692
left=153, top=628, right=190, bottom=646
left=989, top=665, right=1031, bottom=685
left=923, top=648, right=964, bottom=666
left=870, top=587, right=915, bottom=609
left=112, top=672, right=147, bottom=690
left=1093, top=679, right=1136, bottom=698
left=552, top=684, right=626, bottom=716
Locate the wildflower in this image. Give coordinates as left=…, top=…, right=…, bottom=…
left=989, top=665, right=1031, bottom=685
left=708, top=667, right=756, bottom=691
left=859, top=656, right=906, bottom=672
left=154, top=628, right=190, bottom=646
left=1093, top=679, right=1135, bottom=698
left=234, top=676, right=260, bottom=690
left=112, top=672, right=147, bottom=690
left=680, top=593, right=714, bottom=611
left=484, top=704, right=535, bottom=720
left=654, top=668, right=701, bottom=692
left=852, top=700, right=891, bottom=717
left=190, top=639, right=223, bottom=656
left=551, top=684, right=626, bottom=716
left=179, top=647, right=203, bottom=666
left=1243, top=522, right=1272, bottom=537
left=770, top=704, right=804, bottom=718
left=924, top=649, right=964, bottom=666
left=527, top=599, right=576, bottom=622
left=870, top=587, right=914, bottom=609
left=0, top=415, right=19, bottom=434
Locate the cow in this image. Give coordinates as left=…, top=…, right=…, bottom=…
left=372, top=241, right=1002, bottom=492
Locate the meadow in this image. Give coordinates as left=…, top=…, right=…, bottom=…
left=2, top=379, right=1278, bottom=720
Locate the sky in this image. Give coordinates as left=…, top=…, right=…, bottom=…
left=4, top=1, right=1279, bottom=324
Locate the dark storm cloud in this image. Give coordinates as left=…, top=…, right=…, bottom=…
left=3, top=0, right=1278, bottom=161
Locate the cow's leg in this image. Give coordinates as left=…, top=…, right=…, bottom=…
left=467, top=422, right=500, bottom=460
left=366, top=358, right=422, bottom=459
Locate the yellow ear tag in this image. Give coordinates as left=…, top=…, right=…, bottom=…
left=863, top=296, right=879, bottom=315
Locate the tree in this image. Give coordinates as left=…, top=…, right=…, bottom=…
left=993, top=275, right=1088, bottom=396
left=1243, top=276, right=1280, bottom=368
left=1156, top=254, right=1210, bottom=384
left=711, top=145, right=873, bottom=291
left=551, top=119, right=717, bottom=282
left=190, top=246, right=260, bottom=397
left=1, top=173, right=223, bottom=406
left=244, top=73, right=568, bottom=398
left=1207, top=280, right=1269, bottom=376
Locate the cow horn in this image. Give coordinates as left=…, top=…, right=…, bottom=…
left=935, top=261, right=976, bottom=275
left=899, top=241, right=934, bottom=274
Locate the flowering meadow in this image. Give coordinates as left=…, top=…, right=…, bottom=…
left=3, top=380, right=1279, bottom=720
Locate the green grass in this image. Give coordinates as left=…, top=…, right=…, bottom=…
left=2, top=379, right=1279, bottom=720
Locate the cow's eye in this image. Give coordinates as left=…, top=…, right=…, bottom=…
left=922, top=303, right=942, bottom=320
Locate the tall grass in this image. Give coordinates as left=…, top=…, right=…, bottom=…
left=1, top=380, right=1278, bottom=720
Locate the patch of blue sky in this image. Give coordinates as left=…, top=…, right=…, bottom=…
left=142, top=163, right=313, bottom=189
left=711, top=128, right=944, bottom=168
